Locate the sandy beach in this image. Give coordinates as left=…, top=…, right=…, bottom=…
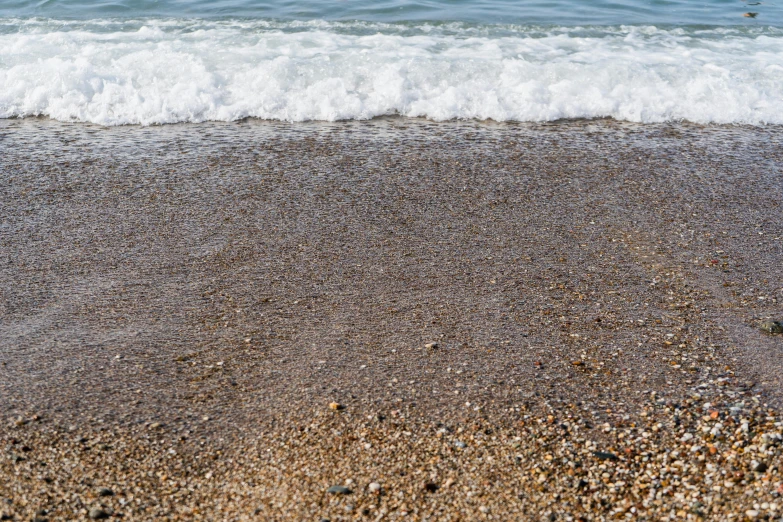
left=1, top=117, right=782, bottom=520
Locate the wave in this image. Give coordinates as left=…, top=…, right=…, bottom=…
left=1, top=19, right=782, bottom=125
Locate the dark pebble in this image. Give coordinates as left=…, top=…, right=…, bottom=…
left=593, top=451, right=619, bottom=461
left=326, top=485, right=351, bottom=495
left=424, top=482, right=439, bottom=492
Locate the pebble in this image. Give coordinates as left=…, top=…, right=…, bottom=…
left=759, top=320, right=783, bottom=334
left=592, top=451, right=619, bottom=461
left=368, top=482, right=381, bottom=493
left=327, top=485, right=351, bottom=495
left=425, top=342, right=438, bottom=350
left=454, top=441, right=467, bottom=449
left=328, top=402, right=343, bottom=411
left=88, top=507, right=110, bottom=520
left=97, top=487, right=114, bottom=497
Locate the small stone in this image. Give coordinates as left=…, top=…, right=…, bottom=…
left=425, top=342, right=438, bottom=350
left=454, top=441, right=467, bottom=449
left=327, top=485, right=351, bottom=495
left=752, top=461, right=768, bottom=473
left=89, top=507, right=110, bottom=520
left=479, top=506, right=489, bottom=514
left=759, top=320, right=783, bottom=334
left=368, top=482, right=381, bottom=493
left=424, top=482, right=439, bottom=492
left=0, top=514, right=11, bottom=521
left=97, top=487, right=114, bottom=497
left=592, top=451, right=619, bottom=461
left=328, top=402, right=343, bottom=411
left=745, top=510, right=759, bottom=519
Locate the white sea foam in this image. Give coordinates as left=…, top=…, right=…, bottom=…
left=1, top=19, right=782, bottom=125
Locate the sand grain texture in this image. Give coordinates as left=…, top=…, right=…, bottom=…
left=0, top=119, right=782, bottom=520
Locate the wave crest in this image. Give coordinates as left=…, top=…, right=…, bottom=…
left=1, top=19, right=782, bottom=125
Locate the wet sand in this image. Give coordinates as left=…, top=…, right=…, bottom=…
left=0, top=118, right=782, bottom=520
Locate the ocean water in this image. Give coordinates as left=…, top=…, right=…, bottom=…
left=1, top=0, right=781, bottom=125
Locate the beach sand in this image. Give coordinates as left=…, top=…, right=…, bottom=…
left=0, top=118, right=781, bottom=520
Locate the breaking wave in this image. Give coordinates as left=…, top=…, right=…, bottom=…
left=1, top=19, right=782, bottom=125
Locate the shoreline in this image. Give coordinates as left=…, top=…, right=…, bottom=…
left=6, top=113, right=783, bottom=129
left=1, top=118, right=781, bottom=520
